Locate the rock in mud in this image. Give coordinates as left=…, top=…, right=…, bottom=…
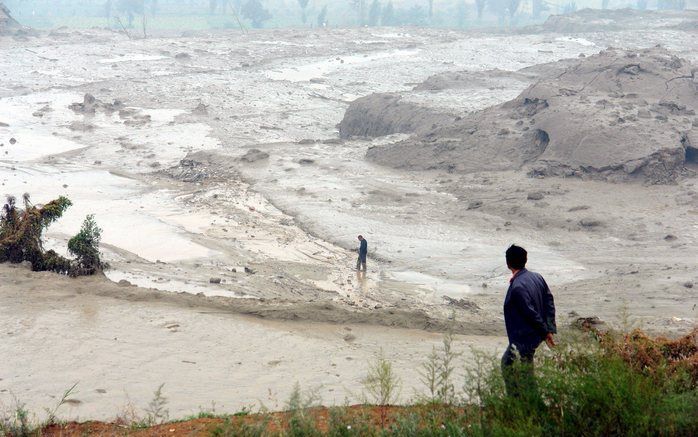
left=579, top=218, right=602, bottom=228
left=239, top=148, right=269, bottom=163
left=527, top=191, right=545, bottom=201
left=357, top=47, right=698, bottom=184
left=192, top=102, right=208, bottom=116
left=69, top=94, right=124, bottom=115
left=9, top=138, right=16, bottom=144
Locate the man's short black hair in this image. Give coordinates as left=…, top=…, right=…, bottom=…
left=506, top=245, right=527, bottom=270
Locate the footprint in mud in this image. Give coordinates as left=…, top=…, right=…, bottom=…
left=267, top=360, right=282, bottom=367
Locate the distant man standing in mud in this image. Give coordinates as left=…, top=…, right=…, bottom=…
left=356, top=235, right=368, bottom=271
left=502, top=244, right=556, bottom=400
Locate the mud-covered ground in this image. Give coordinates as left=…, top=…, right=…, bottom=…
left=0, top=20, right=696, bottom=420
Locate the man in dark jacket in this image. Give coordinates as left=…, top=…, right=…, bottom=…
left=502, top=244, right=556, bottom=399
left=356, top=235, right=367, bottom=271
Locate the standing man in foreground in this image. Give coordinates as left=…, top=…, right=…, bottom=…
left=356, top=235, right=368, bottom=271
left=502, top=244, right=556, bottom=399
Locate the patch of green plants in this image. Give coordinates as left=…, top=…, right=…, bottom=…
left=0, top=194, right=105, bottom=276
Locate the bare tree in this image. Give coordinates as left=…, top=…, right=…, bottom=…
left=297, top=0, right=310, bottom=24
left=475, top=0, right=486, bottom=21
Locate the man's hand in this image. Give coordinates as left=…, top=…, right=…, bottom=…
left=545, top=333, right=556, bottom=348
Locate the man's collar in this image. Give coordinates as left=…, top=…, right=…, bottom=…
left=509, top=268, right=527, bottom=284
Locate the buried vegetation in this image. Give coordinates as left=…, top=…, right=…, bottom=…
left=11, top=327, right=698, bottom=436
left=0, top=194, right=105, bottom=276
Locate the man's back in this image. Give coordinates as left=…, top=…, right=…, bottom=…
left=503, top=269, right=556, bottom=348
left=359, top=239, right=367, bottom=256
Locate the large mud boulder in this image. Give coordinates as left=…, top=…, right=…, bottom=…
left=358, top=47, right=698, bottom=183
left=0, top=2, right=19, bottom=35
left=338, top=93, right=454, bottom=139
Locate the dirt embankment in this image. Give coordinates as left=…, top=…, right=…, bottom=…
left=344, top=47, right=698, bottom=183
left=522, top=8, right=698, bottom=34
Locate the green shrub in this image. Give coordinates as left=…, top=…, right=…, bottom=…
left=67, top=214, right=105, bottom=275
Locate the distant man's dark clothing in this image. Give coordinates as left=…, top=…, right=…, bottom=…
left=356, top=239, right=367, bottom=271
left=502, top=268, right=556, bottom=398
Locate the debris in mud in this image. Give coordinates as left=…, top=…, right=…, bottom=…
left=174, top=52, right=191, bottom=60
left=572, top=316, right=606, bottom=331
left=355, top=47, right=698, bottom=184
left=239, top=148, right=269, bottom=163
left=579, top=218, right=602, bottom=228
left=192, top=102, right=208, bottom=116
left=69, top=94, right=124, bottom=115
left=298, top=158, right=315, bottom=165
left=467, top=201, right=482, bottom=210
left=209, top=277, right=222, bottom=284
left=68, top=121, right=96, bottom=132
left=0, top=122, right=8, bottom=127
left=163, top=151, right=239, bottom=183
left=32, top=105, right=52, bottom=118
left=443, top=296, right=479, bottom=311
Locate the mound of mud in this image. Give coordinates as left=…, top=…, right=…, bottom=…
left=338, top=93, right=454, bottom=139
left=523, top=8, right=698, bottom=33
left=352, top=47, right=698, bottom=183
left=0, top=2, right=19, bottom=34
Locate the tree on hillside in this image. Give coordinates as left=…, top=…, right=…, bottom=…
left=562, top=1, right=577, bottom=13
left=475, top=0, right=486, bottom=21
left=241, top=0, right=271, bottom=28
left=488, top=0, right=519, bottom=23
left=382, top=1, right=394, bottom=25
left=368, top=0, right=381, bottom=25
left=531, top=0, right=548, bottom=18
left=349, top=0, right=367, bottom=25
left=297, top=0, right=310, bottom=24
left=117, top=0, right=144, bottom=27
left=457, top=0, right=468, bottom=27
left=317, top=4, right=328, bottom=26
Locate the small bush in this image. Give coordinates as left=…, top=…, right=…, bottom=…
left=68, top=214, right=106, bottom=275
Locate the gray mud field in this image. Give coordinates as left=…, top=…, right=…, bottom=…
left=1, top=13, right=697, bottom=420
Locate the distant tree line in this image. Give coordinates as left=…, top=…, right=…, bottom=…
left=5, top=0, right=689, bottom=30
